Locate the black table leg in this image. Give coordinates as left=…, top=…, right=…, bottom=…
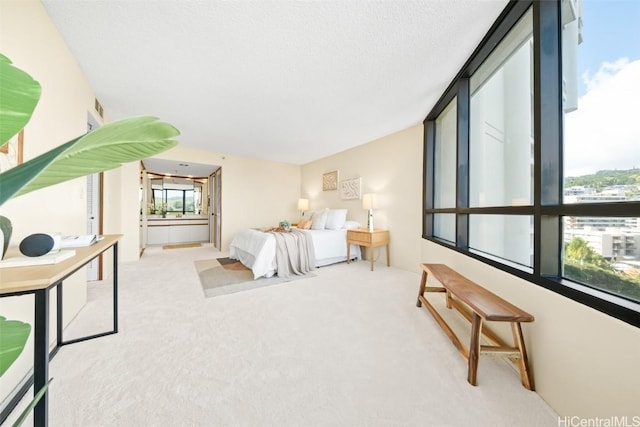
left=113, top=241, right=118, bottom=333
left=56, top=283, right=63, bottom=347
left=34, top=289, right=50, bottom=427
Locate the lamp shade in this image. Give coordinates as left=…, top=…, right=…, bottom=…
left=297, top=198, right=309, bottom=210
left=362, top=193, right=375, bottom=210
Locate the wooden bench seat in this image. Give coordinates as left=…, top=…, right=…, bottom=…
left=416, top=263, right=535, bottom=390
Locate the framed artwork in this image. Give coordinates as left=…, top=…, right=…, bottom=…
left=340, top=177, right=361, bottom=200
left=0, top=129, right=24, bottom=173
left=322, top=170, right=338, bottom=191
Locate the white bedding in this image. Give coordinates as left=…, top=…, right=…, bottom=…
left=229, top=228, right=361, bottom=279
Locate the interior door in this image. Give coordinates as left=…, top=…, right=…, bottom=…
left=210, top=168, right=222, bottom=250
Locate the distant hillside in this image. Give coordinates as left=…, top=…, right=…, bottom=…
left=565, top=168, right=640, bottom=191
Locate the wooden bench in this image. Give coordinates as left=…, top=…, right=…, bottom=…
left=416, top=263, right=535, bottom=390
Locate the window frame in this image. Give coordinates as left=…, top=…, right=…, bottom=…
left=153, top=188, right=196, bottom=215
left=422, top=0, right=640, bottom=328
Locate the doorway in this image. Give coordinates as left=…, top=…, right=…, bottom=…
left=141, top=158, right=221, bottom=248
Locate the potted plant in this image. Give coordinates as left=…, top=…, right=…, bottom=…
left=0, top=53, right=180, bottom=425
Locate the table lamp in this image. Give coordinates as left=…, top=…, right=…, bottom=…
left=362, top=193, right=375, bottom=232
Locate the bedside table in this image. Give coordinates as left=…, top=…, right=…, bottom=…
left=347, top=229, right=390, bottom=271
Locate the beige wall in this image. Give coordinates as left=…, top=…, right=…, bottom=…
left=0, top=0, right=103, bottom=403
left=301, top=125, right=424, bottom=272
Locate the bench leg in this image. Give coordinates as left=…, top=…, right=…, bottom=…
left=467, top=313, right=482, bottom=385
left=467, top=313, right=482, bottom=386
left=511, top=322, right=535, bottom=390
left=416, top=270, right=427, bottom=307
left=445, top=290, right=452, bottom=309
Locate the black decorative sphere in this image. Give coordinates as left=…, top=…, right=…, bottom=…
left=19, top=233, right=55, bottom=257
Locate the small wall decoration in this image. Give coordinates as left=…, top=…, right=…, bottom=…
left=340, top=177, right=361, bottom=200
left=322, top=170, right=338, bottom=191
left=0, top=129, right=24, bottom=173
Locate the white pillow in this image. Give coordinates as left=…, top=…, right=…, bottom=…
left=325, top=209, right=348, bottom=230
left=343, top=220, right=362, bottom=230
left=311, top=209, right=329, bottom=230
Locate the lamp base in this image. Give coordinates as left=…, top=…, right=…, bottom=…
left=367, top=209, right=373, bottom=232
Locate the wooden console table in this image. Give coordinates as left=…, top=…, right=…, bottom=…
left=0, top=234, right=122, bottom=426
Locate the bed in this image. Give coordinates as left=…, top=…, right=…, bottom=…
left=229, top=210, right=362, bottom=279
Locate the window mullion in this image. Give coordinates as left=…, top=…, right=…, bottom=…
left=533, top=0, right=563, bottom=277
left=423, top=119, right=435, bottom=238
left=456, top=78, right=470, bottom=250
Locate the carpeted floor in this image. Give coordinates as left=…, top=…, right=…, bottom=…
left=6, top=243, right=558, bottom=426
left=194, top=256, right=315, bottom=298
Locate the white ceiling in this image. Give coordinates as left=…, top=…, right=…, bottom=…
left=42, top=0, right=507, bottom=167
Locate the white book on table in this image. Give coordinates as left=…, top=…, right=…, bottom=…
left=60, top=234, right=97, bottom=248
left=0, top=250, right=76, bottom=269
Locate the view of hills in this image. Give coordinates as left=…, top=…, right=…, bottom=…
left=565, top=168, right=640, bottom=192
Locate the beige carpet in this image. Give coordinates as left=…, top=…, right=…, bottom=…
left=194, top=256, right=315, bottom=298
left=6, top=244, right=558, bottom=426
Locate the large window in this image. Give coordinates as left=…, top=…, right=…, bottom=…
left=423, top=0, right=640, bottom=327
left=433, top=98, right=457, bottom=242
left=470, top=9, right=533, bottom=209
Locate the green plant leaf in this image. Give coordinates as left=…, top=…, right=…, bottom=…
left=12, top=378, right=52, bottom=427
left=0, top=116, right=179, bottom=206
left=0, top=316, right=31, bottom=377
left=0, top=54, right=42, bottom=145
left=0, top=215, right=12, bottom=258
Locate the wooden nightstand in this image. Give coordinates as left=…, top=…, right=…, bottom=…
left=347, top=228, right=390, bottom=271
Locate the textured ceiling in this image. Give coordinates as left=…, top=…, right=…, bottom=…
left=41, top=0, right=507, bottom=166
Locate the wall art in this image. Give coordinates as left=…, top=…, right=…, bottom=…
left=322, top=170, right=338, bottom=191
left=340, top=177, right=361, bottom=200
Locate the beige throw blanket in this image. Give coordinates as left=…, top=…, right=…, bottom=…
left=266, top=229, right=316, bottom=278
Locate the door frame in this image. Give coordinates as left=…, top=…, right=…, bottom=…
left=86, top=112, right=103, bottom=280
left=210, top=167, right=222, bottom=250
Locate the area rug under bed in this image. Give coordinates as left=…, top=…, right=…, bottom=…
left=194, top=257, right=314, bottom=298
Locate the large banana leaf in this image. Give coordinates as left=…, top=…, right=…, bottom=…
left=0, top=54, right=41, bottom=145
left=13, top=378, right=52, bottom=427
left=0, top=316, right=31, bottom=377
left=0, top=116, right=179, bottom=206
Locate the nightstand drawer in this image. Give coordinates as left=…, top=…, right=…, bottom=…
left=346, top=229, right=390, bottom=271
left=347, top=230, right=372, bottom=244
